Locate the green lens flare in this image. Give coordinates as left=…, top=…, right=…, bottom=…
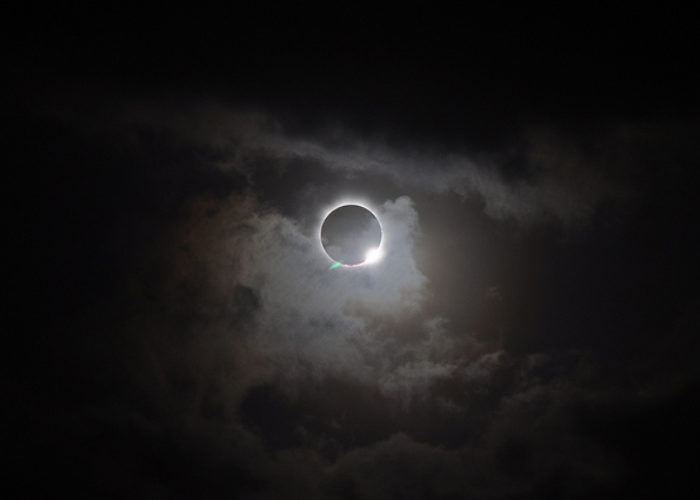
left=329, top=261, right=342, bottom=270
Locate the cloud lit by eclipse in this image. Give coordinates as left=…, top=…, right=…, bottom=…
left=10, top=11, right=700, bottom=497
left=320, top=204, right=383, bottom=268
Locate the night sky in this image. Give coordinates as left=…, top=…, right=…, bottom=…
left=7, top=7, right=700, bottom=499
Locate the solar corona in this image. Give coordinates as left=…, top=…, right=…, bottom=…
left=320, top=204, right=383, bottom=269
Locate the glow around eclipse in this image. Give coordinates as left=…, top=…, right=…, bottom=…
left=320, top=203, right=383, bottom=268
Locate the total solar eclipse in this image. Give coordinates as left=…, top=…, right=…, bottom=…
left=321, top=204, right=383, bottom=267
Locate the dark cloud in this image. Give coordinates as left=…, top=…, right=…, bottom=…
left=72, top=99, right=639, bottom=227
left=8, top=10, right=700, bottom=498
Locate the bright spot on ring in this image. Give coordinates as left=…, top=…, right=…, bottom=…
left=320, top=204, right=383, bottom=268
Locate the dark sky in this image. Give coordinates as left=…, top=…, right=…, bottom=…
left=7, top=7, right=700, bottom=499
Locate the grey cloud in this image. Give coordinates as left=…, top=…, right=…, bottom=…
left=17, top=73, right=700, bottom=499
left=59, top=98, right=631, bottom=227
left=144, top=189, right=458, bottom=403
left=267, top=129, right=633, bottom=226
left=233, top=195, right=435, bottom=388
left=140, top=183, right=513, bottom=416
left=62, top=97, right=635, bottom=410
left=94, top=188, right=631, bottom=497
left=329, top=433, right=463, bottom=500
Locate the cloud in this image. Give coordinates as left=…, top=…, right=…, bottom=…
left=52, top=97, right=631, bottom=227
left=329, top=433, right=463, bottom=500
left=210, top=193, right=436, bottom=390
left=131, top=186, right=452, bottom=400
left=27, top=92, right=692, bottom=498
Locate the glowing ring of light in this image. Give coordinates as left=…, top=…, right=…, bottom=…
left=319, top=200, right=384, bottom=268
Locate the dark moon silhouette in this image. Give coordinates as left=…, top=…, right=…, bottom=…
left=321, top=205, right=382, bottom=266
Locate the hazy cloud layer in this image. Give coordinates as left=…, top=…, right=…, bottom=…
left=15, top=92, right=699, bottom=499
left=152, top=190, right=483, bottom=404
left=58, top=99, right=633, bottom=226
